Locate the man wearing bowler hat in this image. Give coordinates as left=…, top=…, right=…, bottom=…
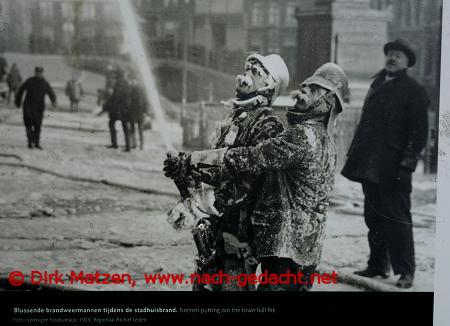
left=341, top=39, right=429, bottom=288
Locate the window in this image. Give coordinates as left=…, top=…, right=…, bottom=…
left=285, top=1, right=297, bottom=26
left=62, top=21, right=74, bottom=34
left=164, top=21, right=177, bottom=31
left=267, top=29, right=279, bottom=53
left=414, top=0, right=421, bottom=25
left=82, top=26, right=96, bottom=38
left=248, top=33, right=263, bottom=52
left=371, top=0, right=382, bottom=10
left=211, top=0, right=227, bottom=13
left=400, top=0, right=411, bottom=28
left=251, top=2, right=264, bottom=27
left=164, top=0, right=177, bottom=8
left=268, top=2, right=279, bottom=26
left=42, top=26, right=54, bottom=39
left=283, top=35, right=295, bottom=47
left=418, top=0, right=426, bottom=25
left=61, top=3, right=73, bottom=19
left=225, top=0, right=243, bottom=14
left=212, top=23, right=226, bottom=49
left=81, top=3, right=96, bottom=20
left=103, top=3, right=119, bottom=19
left=195, top=0, right=209, bottom=13
left=39, top=2, right=54, bottom=19
left=411, top=3, right=418, bottom=26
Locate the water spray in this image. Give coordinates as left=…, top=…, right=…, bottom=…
left=117, top=0, right=175, bottom=151
left=117, top=0, right=217, bottom=220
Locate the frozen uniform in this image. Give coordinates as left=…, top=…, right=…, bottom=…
left=189, top=110, right=338, bottom=291
left=211, top=105, right=284, bottom=239
left=223, top=114, right=336, bottom=268
left=195, top=104, right=284, bottom=291
left=185, top=62, right=348, bottom=291
left=164, top=53, right=291, bottom=291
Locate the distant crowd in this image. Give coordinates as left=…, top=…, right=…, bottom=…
left=0, top=56, right=151, bottom=152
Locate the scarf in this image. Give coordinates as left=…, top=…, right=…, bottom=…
left=286, top=110, right=329, bottom=126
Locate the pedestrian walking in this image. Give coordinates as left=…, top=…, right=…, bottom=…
left=65, top=74, right=84, bottom=112
left=0, top=56, right=7, bottom=82
left=341, top=39, right=429, bottom=289
left=0, top=56, right=7, bottom=102
left=102, top=68, right=131, bottom=151
left=97, top=65, right=116, bottom=108
left=6, top=63, right=22, bottom=105
left=15, top=66, right=57, bottom=149
left=128, top=75, right=148, bottom=150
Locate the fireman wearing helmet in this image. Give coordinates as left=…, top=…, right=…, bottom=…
left=164, top=54, right=289, bottom=291
left=164, top=63, right=349, bottom=291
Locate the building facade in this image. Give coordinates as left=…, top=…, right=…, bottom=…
left=245, top=0, right=317, bottom=82
left=0, top=0, right=32, bottom=53
left=138, top=0, right=395, bottom=87
left=292, top=0, right=392, bottom=168
left=138, top=0, right=313, bottom=84
left=295, top=0, right=392, bottom=85
left=137, top=0, right=247, bottom=75
left=1, top=0, right=123, bottom=56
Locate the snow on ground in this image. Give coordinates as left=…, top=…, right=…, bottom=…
left=0, top=163, right=193, bottom=291
left=0, top=54, right=437, bottom=291
left=0, top=106, right=436, bottom=291
left=3, top=53, right=104, bottom=95
left=320, top=211, right=435, bottom=291
left=0, top=108, right=182, bottom=195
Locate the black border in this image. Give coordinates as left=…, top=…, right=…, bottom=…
left=0, top=291, right=433, bottom=324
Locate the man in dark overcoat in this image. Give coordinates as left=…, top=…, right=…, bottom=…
left=128, top=75, right=148, bottom=150
left=15, top=66, right=56, bottom=149
left=0, top=56, right=7, bottom=83
left=103, top=68, right=131, bottom=151
left=341, top=39, right=429, bottom=288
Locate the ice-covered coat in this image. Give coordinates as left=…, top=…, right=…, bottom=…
left=221, top=114, right=337, bottom=266
left=210, top=105, right=284, bottom=242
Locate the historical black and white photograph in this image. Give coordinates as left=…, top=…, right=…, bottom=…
left=0, top=0, right=442, bottom=295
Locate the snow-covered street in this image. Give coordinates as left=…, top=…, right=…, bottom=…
left=0, top=52, right=437, bottom=292
left=0, top=1, right=442, bottom=323
left=0, top=101, right=436, bottom=291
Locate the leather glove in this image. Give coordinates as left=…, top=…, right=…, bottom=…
left=163, top=151, right=191, bottom=180
left=396, top=167, right=413, bottom=193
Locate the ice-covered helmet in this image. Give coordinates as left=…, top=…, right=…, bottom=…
left=301, top=63, right=349, bottom=112
left=244, top=53, right=290, bottom=105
